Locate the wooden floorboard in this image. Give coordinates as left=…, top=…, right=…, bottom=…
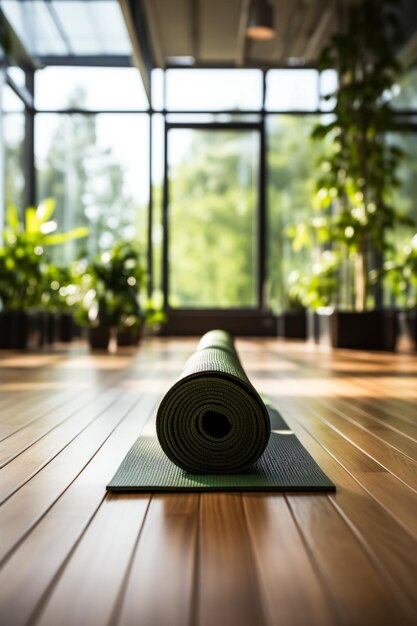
left=0, top=338, right=416, bottom=626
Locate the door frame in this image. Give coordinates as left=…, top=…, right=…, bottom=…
left=162, top=120, right=267, bottom=313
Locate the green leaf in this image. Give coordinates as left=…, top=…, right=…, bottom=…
left=35, top=198, right=56, bottom=223
left=25, top=207, right=40, bottom=234
left=43, top=227, right=89, bottom=246
left=6, top=205, right=21, bottom=231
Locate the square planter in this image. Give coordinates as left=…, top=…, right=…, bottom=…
left=38, top=311, right=57, bottom=345
left=0, top=311, right=43, bottom=350
left=88, top=326, right=112, bottom=351
left=116, top=326, right=142, bottom=347
left=307, top=310, right=319, bottom=344
left=277, top=311, right=307, bottom=339
left=57, top=312, right=75, bottom=342
left=399, top=309, right=417, bottom=351
left=317, top=309, right=398, bottom=351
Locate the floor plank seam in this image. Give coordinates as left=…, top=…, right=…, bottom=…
left=328, top=495, right=417, bottom=623
left=319, top=396, right=417, bottom=446
left=284, top=494, right=347, bottom=626
left=107, top=494, right=153, bottom=626
left=295, top=400, right=417, bottom=495
left=0, top=390, right=147, bottom=567
left=26, top=494, right=108, bottom=626
left=239, top=494, right=270, bottom=626
left=0, top=389, right=125, bottom=506
left=283, top=409, right=417, bottom=541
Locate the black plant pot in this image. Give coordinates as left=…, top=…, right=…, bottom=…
left=0, top=310, right=42, bottom=350
left=307, top=310, right=319, bottom=344
left=277, top=311, right=307, bottom=339
left=116, top=327, right=142, bottom=347
left=46, top=312, right=57, bottom=344
left=38, top=311, right=57, bottom=345
left=57, top=312, right=75, bottom=342
left=404, top=309, right=417, bottom=350
left=88, top=326, right=112, bottom=351
left=0, top=311, right=10, bottom=348
left=317, top=310, right=398, bottom=351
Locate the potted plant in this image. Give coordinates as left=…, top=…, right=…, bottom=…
left=275, top=271, right=308, bottom=340
left=40, top=264, right=80, bottom=342
left=73, top=241, right=146, bottom=350
left=284, top=251, right=340, bottom=344
left=307, top=0, right=411, bottom=350
left=0, top=199, right=88, bottom=349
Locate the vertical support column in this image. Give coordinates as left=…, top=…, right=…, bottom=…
left=0, top=68, right=5, bottom=241
left=24, top=69, right=35, bottom=209
left=162, top=120, right=169, bottom=309
left=147, top=111, right=153, bottom=297
left=258, top=70, right=267, bottom=311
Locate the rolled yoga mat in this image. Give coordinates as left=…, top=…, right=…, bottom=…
left=156, top=329, right=271, bottom=473
left=107, top=330, right=336, bottom=492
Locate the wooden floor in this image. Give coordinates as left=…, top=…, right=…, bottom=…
left=0, top=337, right=416, bottom=626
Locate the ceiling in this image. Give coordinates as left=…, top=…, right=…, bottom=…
left=141, top=0, right=350, bottom=69
left=2, top=0, right=417, bottom=103
left=0, top=0, right=132, bottom=58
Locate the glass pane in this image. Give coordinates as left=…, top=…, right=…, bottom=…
left=266, top=69, right=319, bottom=111
left=168, top=129, right=259, bottom=308
left=1, top=0, right=67, bottom=55
left=35, top=113, right=149, bottom=264
left=1, top=0, right=131, bottom=57
left=267, top=115, right=325, bottom=312
left=319, top=69, right=338, bottom=112
left=166, top=69, right=263, bottom=111
left=166, top=113, right=262, bottom=124
left=384, top=132, right=417, bottom=306
left=7, top=66, right=26, bottom=89
left=151, top=69, right=164, bottom=111
left=52, top=1, right=131, bottom=55
left=391, top=68, right=417, bottom=109
left=3, top=85, right=25, bottom=113
left=35, top=67, right=148, bottom=110
left=3, top=85, right=26, bottom=212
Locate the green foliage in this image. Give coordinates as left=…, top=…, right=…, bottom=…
left=39, top=264, right=78, bottom=313
left=268, top=116, right=327, bottom=312
left=309, top=0, right=411, bottom=311
left=286, top=251, right=340, bottom=311
left=0, top=199, right=88, bottom=310
left=385, top=233, right=417, bottom=308
left=37, top=88, right=147, bottom=265
left=73, top=241, right=147, bottom=328
left=169, top=130, right=258, bottom=308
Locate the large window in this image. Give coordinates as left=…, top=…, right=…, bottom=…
left=2, top=53, right=417, bottom=319
left=36, top=112, right=149, bottom=263
left=34, top=66, right=149, bottom=265
left=3, top=83, right=25, bottom=211
left=165, top=69, right=263, bottom=111
left=167, top=127, right=259, bottom=308
left=266, top=70, right=319, bottom=111
left=267, top=115, right=325, bottom=312
left=35, top=67, right=148, bottom=111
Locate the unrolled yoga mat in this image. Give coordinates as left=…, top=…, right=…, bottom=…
left=107, top=330, right=335, bottom=492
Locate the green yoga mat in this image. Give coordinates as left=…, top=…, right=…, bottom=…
left=156, top=329, right=271, bottom=473
left=107, top=330, right=335, bottom=492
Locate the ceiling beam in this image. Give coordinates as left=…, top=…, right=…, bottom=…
left=282, top=0, right=306, bottom=61
left=119, top=0, right=152, bottom=101
left=235, top=0, right=251, bottom=67
left=304, top=1, right=335, bottom=62
left=142, top=0, right=165, bottom=68
left=189, top=0, right=200, bottom=63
